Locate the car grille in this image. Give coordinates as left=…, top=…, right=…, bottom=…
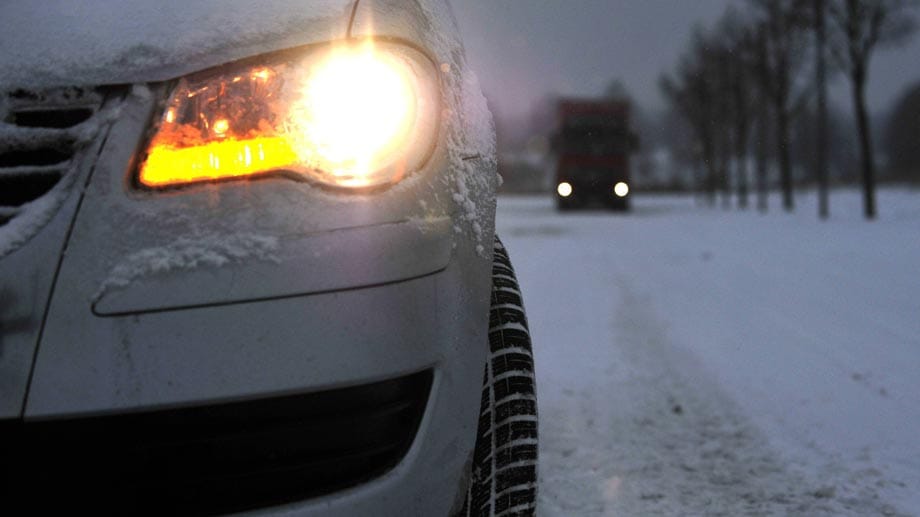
left=0, top=87, right=106, bottom=244
left=1, top=370, right=432, bottom=515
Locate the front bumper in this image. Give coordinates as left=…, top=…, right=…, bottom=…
left=22, top=256, right=489, bottom=516
left=556, top=180, right=629, bottom=210
left=5, top=370, right=433, bottom=514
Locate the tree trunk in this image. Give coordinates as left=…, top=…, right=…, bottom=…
left=693, top=158, right=705, bottom=206
left=756, top=110, right=769, bottom=212
left=702, top=140, right=717, bottom=206
left=852, top=66, right=876, bottom=219
left=815, top=0, right=829, bottom=219
left=735, top=89, right=749, bottom=210
left=735, top=124, right=749, bottom=209
left=736, top=148, right=749, bottom=209
left=777, top=103, right=794, bottom=211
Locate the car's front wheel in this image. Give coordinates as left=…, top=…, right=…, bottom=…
left=458, top=236, right=538, bottom=517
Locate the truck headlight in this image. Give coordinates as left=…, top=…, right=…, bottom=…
left=137, top=41, right=439, bottom=190
left=557, top=182, right=573, bottom=197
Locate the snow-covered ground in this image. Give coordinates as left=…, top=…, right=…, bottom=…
left=497, top=188, right=920, bottom=516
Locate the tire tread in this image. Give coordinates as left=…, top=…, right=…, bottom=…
left=459, top=236, right=537, bottom=517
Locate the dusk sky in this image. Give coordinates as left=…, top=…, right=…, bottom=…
left=452, top=1, right=920, bottom=119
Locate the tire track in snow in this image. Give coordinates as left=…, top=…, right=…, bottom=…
left=538, top=272, right=904, bottom=516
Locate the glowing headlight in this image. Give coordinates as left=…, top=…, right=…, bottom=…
left=557, top=182, right=573, bottom=197
left=138, top=42, right=439, bottom=189
left=614, top=182, right=629, bottom=197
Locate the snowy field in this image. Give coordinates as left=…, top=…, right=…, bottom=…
left=496, top=188, right=920, bottom=516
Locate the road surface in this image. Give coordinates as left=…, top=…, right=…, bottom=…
left=496, top=191, right=920, bottom=516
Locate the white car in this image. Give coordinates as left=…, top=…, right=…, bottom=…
left=0, top=1, right=537, bottom=515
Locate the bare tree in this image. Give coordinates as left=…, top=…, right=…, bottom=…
left=711, top=42, right=735, bottom=209
left=828, top=0, right=918, bottom=219
left=661, top=29, right=724, bottom=205
left=661, top=70, right=717, bottom=203
left=749, top=0, right=812, bottom=212
left=884, top=81, right=920, bottom=180
left=815, top=0, right=831, bottom=219
left=718, top=8, right=760, bottom=210
left=749, top=26, right=775, bottom=213
left=753, top=99, right=772, bottom=212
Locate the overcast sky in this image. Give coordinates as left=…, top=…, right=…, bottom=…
left=451, top=0, right=920, bottom=120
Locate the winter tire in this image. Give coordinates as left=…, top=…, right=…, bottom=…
left=458, top=236, right=538, bottom=517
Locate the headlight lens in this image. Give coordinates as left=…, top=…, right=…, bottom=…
left=138, top=41, right=439, bottom=189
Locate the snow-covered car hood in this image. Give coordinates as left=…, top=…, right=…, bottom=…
left=0, top=0, right=355, bottom=90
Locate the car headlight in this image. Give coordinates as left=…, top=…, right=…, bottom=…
left=137, top=41, right=439, bottom=190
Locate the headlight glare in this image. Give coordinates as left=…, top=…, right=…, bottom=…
left=138, top=42, right=438, bottom=190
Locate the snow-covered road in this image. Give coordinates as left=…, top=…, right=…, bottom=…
left=496, top=190, right=920, bottom=516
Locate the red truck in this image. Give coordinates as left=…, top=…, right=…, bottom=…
left=552, top=98, right=637, bottom=211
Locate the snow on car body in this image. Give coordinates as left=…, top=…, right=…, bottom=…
left=0, top=1, right=536, bottom=515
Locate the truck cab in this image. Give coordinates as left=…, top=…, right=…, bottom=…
left=552, top=99, right=637, bottom=211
